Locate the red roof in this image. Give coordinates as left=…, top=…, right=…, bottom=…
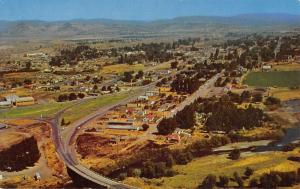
left=167, top=134, right=181, bottom=141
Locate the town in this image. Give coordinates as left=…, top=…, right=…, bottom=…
left=1, top=1, right=300, bottom=189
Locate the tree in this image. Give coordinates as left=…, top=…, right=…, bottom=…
left=229, top=149, right=241, bottom=160
left=201, top=174, right=217, bottom=189
left=249, top=178, right=259, bottom=187
left=218, top=175, right=229, bottom=187
left=25, top=61, right=32, bottom=70
left=102, top=86, right=107, bottom=91
left=135, top=71, right=144, bottom=79
left=123, top=71, right=134, bottom=82
left=171, top=61, right=179, bottom=69
left=157, top=118, right=177, bottom=135
left=245, top=167, right=254, bottom=177
left=61, top=118, right=66, bottom=126
left=78, top=93, right=85, bottom=99
left=142, top=124, right=149, bottom=131
left=24, top=79, right=32, bottom=85
left=264, top=96, right=281, bottom=106
left=260, top=172, right=282, bottom=188
left=241, top=90, right=251, bottom=102
left=252, top=93, right=263, bottom=102
left=166, top=154, right=175, bottom=168
left=68, top=93, right=77, bottom=101
left=233, top=172, right=244, bottom=187
left=93, top=85, right=98, bottom=91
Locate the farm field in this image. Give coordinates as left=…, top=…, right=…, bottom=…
left=273, top=63, right=300, bottom=71
left=100, top=64, right=145, bottom=75
left=272, top=89, right=300, bottom=101
left=243, top=71, right=300, bottom=88
left=125, top=149, right=300, bottom=189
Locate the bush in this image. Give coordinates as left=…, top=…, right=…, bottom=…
left=260, top=172, right=282, bottom=188
left=264, top=96, right=281, bottom=106
left=218, top=175, right=229, bottom=187
left=142, top=124, right=149, bottom=131
left=228, top=149, right=241, bottom=160
left=282, top=143, right=296, bottom=152
left=119, top=172, right=127, bottom=180
left=130, top=168, right=141, bottom=177
left=245, top=167, right=254, bottom=177
left=157, top=118, right=177, bottom=135
left=201, top=174, right=217, bottom=189
left=233, top=172, right=244, bottom=187
left=249, top=178, right=259, bottom=187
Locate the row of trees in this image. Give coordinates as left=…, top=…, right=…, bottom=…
left=200, top=167, right=254, bottom=188
left=49, top=45, right=100, bottom=66
left=57, top=92, right=85, bottom=102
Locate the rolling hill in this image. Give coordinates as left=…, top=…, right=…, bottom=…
left=0, top=13, right=299, bottom=40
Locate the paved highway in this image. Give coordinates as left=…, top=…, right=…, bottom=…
left=50, top=84, right=158, bottom=189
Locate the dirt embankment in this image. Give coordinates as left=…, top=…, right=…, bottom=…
left=0, top=134, right=40, bottom=172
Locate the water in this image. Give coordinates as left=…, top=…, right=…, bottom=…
left=255, top=99, right=300, bottom=152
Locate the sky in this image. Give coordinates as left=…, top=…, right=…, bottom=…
left=0, top=0, right=300, bottom=21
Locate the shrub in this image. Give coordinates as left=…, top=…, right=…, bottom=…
left=228, top=149, right=241, bottom=160
left=201, top=174, right=217, bottom=189
left=233, top=172, right=244, bottom=187
left=245, top=167, right=254, bottom=177
left=249, top=178, right=259, bottom=187
left=142, top=124, right=149, bottom=131
left=157, top=118, right=177, bottom=135
left=218, top=175, right=229, bottom=187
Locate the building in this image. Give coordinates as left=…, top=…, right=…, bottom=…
left=262, top=65, right=272, bottom=72
left=0, top=101, right=12, bottom=108
left=15, top=97, right=35, bottom=106
left=0, top=123, right=8, bottom=130
left=145, top=90, right=159, bottom=97
left=5, top=95, right=19, bottom=103
left=166, top=134, right=181, bottom=143
left=106, top=121, right=137, bottom=130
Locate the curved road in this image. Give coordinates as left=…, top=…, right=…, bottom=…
left=50, top=85, right=157, bottom=189
left=49, top=72, right=222, bottom=188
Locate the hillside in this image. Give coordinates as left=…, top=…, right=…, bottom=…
left=0, top=13, right=299, bottom=40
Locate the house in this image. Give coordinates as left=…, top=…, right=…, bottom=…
left=145, top=91, right=159, bottom=97
left=5, top=95, right=19, bottom=104
left=34, top=172, right=41, bottom=181
left=0, top=101, right=11, bottom=108
left=166, top=134, right=181, bottom=143
left=15, top=97, right=35, bottom=106
left=138, top=95, right=149, bottom=101
left=0, top=123, right=8, bottom=130
left=262, top=65, right=272, bottom=72
left=106, top=121, right=137, bottom=130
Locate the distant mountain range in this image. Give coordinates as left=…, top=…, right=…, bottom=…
left=0, top=13, right=299, bottom=40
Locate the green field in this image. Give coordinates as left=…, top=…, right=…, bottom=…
left=62, top=92, right=129, bottom=123
left=0, top=92, right=129, bottom=120
left=243, top=71, right=300, bottom=87
left=0, top=101, right=72, bottom=119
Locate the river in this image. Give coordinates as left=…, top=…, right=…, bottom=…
left=214, top=99, right=300, bottom=153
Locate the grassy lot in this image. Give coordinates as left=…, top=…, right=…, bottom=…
left=124, top=149, right=300, bottom=189
left=62, top=92, right=129, bottom=123
left=271, top=88, right=300, bottom=101
left=0, top=102, right=72, bottom=119
left=273, top=63, right=300, bottom=71
left=100, top=64, right=145, bottom=75
left=243, top=71, right=300, bottom=88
